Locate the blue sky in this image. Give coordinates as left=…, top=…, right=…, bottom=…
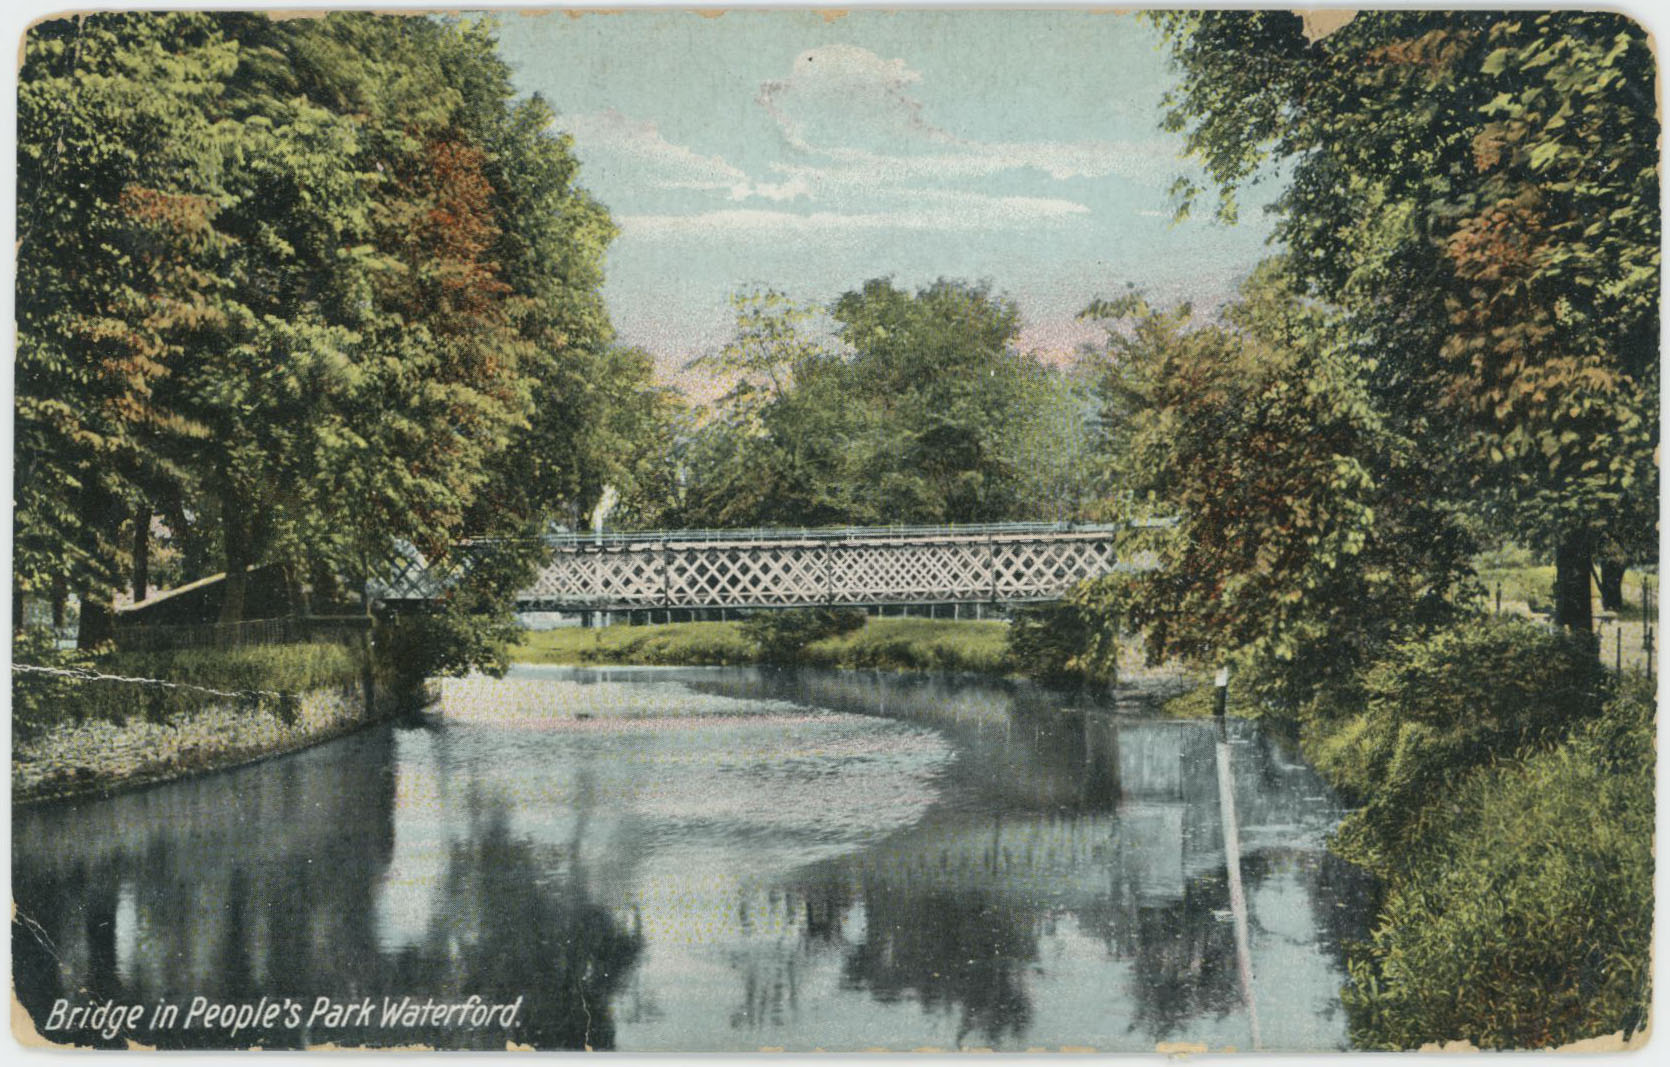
left=490, top=10, right=1283, bottom=395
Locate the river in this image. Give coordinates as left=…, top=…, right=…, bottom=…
left=13, top=665, right=1371, bottom=1052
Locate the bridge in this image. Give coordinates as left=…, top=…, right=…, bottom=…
left=371, top=522, right=1143, bottom=618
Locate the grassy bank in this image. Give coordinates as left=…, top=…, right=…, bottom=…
left=12, top=637, right=363, bottom=740
left=12, top=634, right=380, bottom=805
left=1279, top=618, right=1653, bottom=1049
left=514, top=617, right=1014, bottom=675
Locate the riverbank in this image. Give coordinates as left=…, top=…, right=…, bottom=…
left=1128, top=614, right=1654, bottom=1049
left=1275, top=619, right=1651, bottom=1049
left=13, top=684, right=388, bottom=806
left=514, top=617, right=1014, bottom=675
left=11, top=639, right=413, bottom=807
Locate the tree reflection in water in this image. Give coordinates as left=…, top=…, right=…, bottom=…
left=841, top=880, right=1036, bottom=1046
left=355, top=806, right=643, bottom=1050
left=17, top=667, right=1368, bottom=1052
left=12, top=726, right=641, bottom=1050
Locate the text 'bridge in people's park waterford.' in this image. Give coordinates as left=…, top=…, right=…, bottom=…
left=368, top=522, right=1167, bottom=615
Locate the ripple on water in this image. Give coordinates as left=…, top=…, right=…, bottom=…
left=407, top=671, right=957, bottom=882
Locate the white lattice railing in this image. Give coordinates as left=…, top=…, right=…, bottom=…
left=370, top=524, right=1139, bottom=611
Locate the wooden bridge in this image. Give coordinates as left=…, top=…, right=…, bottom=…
left=371, top=522, right=1146, bottom=616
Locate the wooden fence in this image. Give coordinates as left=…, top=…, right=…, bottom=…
left=112, top=615, right=372, bottom=653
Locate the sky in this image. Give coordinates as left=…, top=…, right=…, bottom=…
left=488, top=10, right=1284, bottom=396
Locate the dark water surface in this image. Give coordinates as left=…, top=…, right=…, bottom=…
left=14, top=666, right=1371, bottom=1051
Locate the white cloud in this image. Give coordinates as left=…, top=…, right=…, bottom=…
left=556, top=108, right=827, bottom=203
left=755, top=45, right=1175, bottom=188
left=767, top=139, right=1175, bottom=191
left=555, top=48, right=1173, bottom=240
left=736, top=175, right=816, bottom=203
left=757, top=44, right=947, bottom=155
left=619, top=195, right=1089, bottom=239
left=554, top=108, right=749, bottom=191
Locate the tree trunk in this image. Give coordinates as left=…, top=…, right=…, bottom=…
left=77, top=589, right=115, bottom=647
left=1598, top=558, right=1626, bottom=614
left=164, top=495, right=207, bottom=584
left=1554, top=534, right=1595, bottom=634
left=284, top=560, right=309, bottom=618
left=219, top=509, right=251, bottom=624
left=310, top=557, right=341, bottom=612
left=132, top=504, right=152, bottom=604
left=51, top=574, right=66, bottom=630
left=12, top=585, right=24, bottom=632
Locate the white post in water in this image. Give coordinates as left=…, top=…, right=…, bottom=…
left=1214, top=688, right=1261, bottom=1050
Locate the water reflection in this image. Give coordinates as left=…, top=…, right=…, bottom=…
left=14, top=665, right=1369, bottom=1051
left=13, top=727, right=642, bottom=1049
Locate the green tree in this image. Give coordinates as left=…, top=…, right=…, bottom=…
left=678, top=289, right=862, bottom=527
left=1149, top=10, right=1659, bottom=633
left=16, top=13, right=644, bottom=676
left=16, top=12, right=243, bottom=639
left=832, top=278, right=1031, bottom=524
left=1007, top=358, right=1107, bottom=522
left=679, top=279, right=1090, bottom=530
left=1077, top=266, right=1474, bottom=708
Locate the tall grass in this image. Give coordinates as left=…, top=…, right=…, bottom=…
left=12, top=636, right=362, bottom=738
left=1289, top=617, right=1654, bottom=1049
left=1341, top=676, right=1653, bottom=1049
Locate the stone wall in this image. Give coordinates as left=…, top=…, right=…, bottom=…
left=12, top=683, right=422, bottom=807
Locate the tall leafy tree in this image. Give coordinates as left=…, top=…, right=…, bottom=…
left=1150, top=10, right=1658, bottom=632
left=832, top=279, right=1031, bottom=524
left=16, top=13, right=242, bottom=638
left=16, top=13, right=646, bottom=664
left=678, top=279, right=1088, bottom=529
left=680, top=289, right=870, bottom=527
left=1078, top=265, right=1475, bottom=707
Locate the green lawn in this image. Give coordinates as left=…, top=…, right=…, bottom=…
left=514, top=621, right=757, bottom=667
left=1474, top=550, right=1656, bottom=622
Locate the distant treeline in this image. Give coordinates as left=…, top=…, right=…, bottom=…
left=662, top=282, right=1109, bottom=530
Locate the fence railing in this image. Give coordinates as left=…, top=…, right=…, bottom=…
left=111, top=615, right=371, bottom=653
left=464, top=520, right=1157, bottom=550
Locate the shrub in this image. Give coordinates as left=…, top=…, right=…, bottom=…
left=1309, top=616, right=1606, bottom=876
left=1006, top=599, right=1116, bottom=689
left=1342, top=676, right=1653, bottom=1049
left=803, top=618, right=1012, bottom=674
left=740, top=607, right=867, bottom=663
left=588, top=622, right=756, bottom=666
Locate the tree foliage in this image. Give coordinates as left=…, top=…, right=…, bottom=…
left=1311, top=616, right=1608, bottom=877
left=16, top=13, right=654, bottom=670
left=1337, top=669, right=1651, bottom=1049
left=678, top=279, right=1102, bottom=528
left=1077, top=265, right=1475, bottom=707
left=1149, top=10, right=1659, bottom=630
